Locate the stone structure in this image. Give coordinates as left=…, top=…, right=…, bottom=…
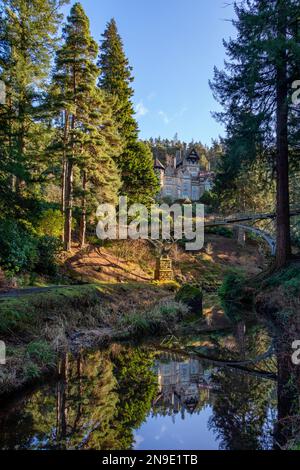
left=154, top=256, right=174, bottom=281
left=154, top=148, right=214, bottom=202
left=233, top=226, right=246, bottom=246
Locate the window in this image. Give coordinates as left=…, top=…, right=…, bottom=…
left=182, top=182, right=190, bottom=198
left=192, top=187, right=198, bottom=200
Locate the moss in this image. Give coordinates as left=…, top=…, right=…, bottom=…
left=0, top=285, right=103, bottom=335
left=175, top=284, right=203, bottom=315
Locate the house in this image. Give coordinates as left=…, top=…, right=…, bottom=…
left=154, top=148, right=214, bottom=201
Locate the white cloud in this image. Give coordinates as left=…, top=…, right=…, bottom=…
left=158, top=107, right=188, bottom=125
left=154, top=425, right=167, bottom=440
left=135, top=101, right=149, bottom=117
left=133, top=434, right=145, bottom=449
left=158, top=110, right=170, bottom=124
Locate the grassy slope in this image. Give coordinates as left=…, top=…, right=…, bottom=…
left=0, top=282, right=188, bottom=396
left=0, top=235, right=266, bottom=396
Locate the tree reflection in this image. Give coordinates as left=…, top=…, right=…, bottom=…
left=0, top=334, right=287, bottom=451
left=111, top=345, right=157, bottom=449
left=0, top=345, right=157, bottom=450
left=208, top=368, right=275, bottom=450
left=274, top=324, right=300, bottom=450
left=208, top=325, right=277, bottom=450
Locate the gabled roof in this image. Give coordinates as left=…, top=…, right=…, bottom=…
left=187, top=148, right=200, bottom=161
left=154, top=158, right=165, bottom=170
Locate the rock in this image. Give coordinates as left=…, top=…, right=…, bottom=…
left=175, top=284, right=203, bottom=315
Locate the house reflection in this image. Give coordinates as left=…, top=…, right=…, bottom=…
left=152, top=355, right=219, bottom=420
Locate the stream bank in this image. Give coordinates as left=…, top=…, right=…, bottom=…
left=219, top=262, right=300, bottom=449
left=0, top=281, right=223, bottom=397
left=0, top=282, right=180, bottom=396
left=1, top=234, right=262, bottom=398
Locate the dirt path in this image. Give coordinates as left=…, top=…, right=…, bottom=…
left=0, top=285, right=73, bottom=298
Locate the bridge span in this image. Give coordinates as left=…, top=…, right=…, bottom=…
left=204, top=208, right=300, bottom=256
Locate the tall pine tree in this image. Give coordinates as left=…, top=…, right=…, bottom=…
left=210, top=0, right=300, bottom=268
left=0, top=0, right=68, bottom=216
left=52, top=3, right=121, bottom=250
left=98, top=19, right=159, bottom=205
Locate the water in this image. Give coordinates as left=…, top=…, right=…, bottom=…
left=0, top=328, right=279, bottom=450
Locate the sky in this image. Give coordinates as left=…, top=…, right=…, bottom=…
left=63, top=0, right=236, bottom=146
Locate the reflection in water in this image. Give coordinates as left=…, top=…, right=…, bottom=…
left=152, top=355, right=217, bottom=419
left=275, top=327, right=300, bottom=450
left=0, top=335, right=282, bottom=450
left=209, top=369, right=276, bottom=450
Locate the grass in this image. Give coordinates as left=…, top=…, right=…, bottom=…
left=263, top=265, right=300, bottom=297
left=0, top=285, right=104, bottom=335
left=0, top=281, right=186, bottom=396
left=119, top=300, right=191, bottom=337
left=215, top=262, right=300, bottom=329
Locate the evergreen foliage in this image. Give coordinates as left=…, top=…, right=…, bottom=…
left=98, top=19, right=159, bottom=204
left=210, top=0, right=300, bottom=266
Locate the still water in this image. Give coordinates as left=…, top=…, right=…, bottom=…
left=0, top=329, right=278, bottom=450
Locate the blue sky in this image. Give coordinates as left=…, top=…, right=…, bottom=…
left=64, top=0, right=236, bottom=146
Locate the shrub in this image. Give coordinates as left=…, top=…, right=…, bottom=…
left=36, top=209, right=64, bottom=238
left=265, top=265, right=300, bottom=298
left=0, top=219, right=38, bottom=274
left=24, top=362, right=41, bottom=380
left=199, top=191, right=218, bottom=207
left=26, top=340, right=55, bottom=367
left=265, top=266, right=300, bottom=288
left=152, top=280, right=180, bottom=291
left=205, top=226, right=233, bottom=238
left=218, top=272, right=253, bottom=322
left=175, top=284, right=203, bottom=315
left=284, top=278, right=300, bottom=297
left=35, top=236, right=62, bottom=275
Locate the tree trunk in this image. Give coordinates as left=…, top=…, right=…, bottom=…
left=64, top=158, right=73, bottom=251
left=275, top=1, right=291, bottom=268
left=61, top=111, right=69, bottom=213
left=63, top=67, right=77, bottom=252
left=79, top=171, right=87, bottom=248
left=61, top=159, right=66, bottom=213
left=56, top=354, right=69, bottom=444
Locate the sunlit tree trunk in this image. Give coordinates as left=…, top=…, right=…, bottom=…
left=79, top=171, right=87, bottom=248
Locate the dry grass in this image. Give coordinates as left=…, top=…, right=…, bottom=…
left=0, top=282, right=175, bottom=396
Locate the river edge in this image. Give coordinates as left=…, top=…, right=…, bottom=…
left=0, top=282, right=231, bottom=399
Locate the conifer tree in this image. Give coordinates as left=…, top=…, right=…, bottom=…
left=0, top=0, right=68, bottom=208
left=98, top=19, right=159, bottom=204
left=210, top=0, right=300, bottom=268
left=52, top=3, right=121, bottom=249
left=98, top=18, right=138, bottom=143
